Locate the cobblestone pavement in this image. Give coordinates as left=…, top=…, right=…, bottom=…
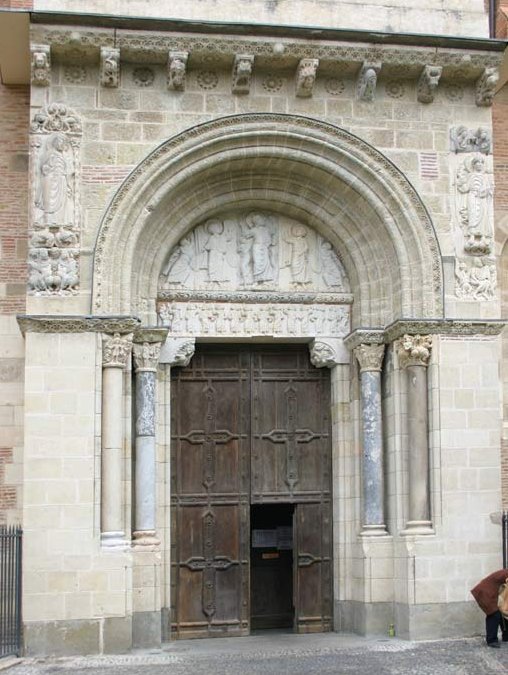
left=10, top=633, right=508, bottom=675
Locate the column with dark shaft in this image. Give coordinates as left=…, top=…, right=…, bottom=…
left=397, top=334, right=433, bottom=534
left=354, top=343, right=388, bottom=536
left=101, top=332, right=132, bottom=548
left=133, top=333, right=166, bottom=547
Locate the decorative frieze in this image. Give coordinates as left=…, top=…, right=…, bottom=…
left=295, top=58, right=319, bottom=98
left=232, top=54, right=254, bottom=95
left=475, top=67, right=499, bottom=107
left=31, top=44, right=51, bottom=86
left=100, top=47, right=120, bottom=87
left=383, top=318, right=505, bottom=342
left=450, top=126, right=491, bottom=154
left=102, top=333, right=133, bottom=369
left=158, top=301, right=350, bottom=338
left=353, top=344, right=385, bottom=372
left=17, top=315, right=140, bottom=335
left=416, top=65, right=442, bottom=104
left=167, top=51, right=188, bottom=91
left=396, top=334, right=432, bottom=369
left=29, top=104, right=82, bottom=296
left=357, top=62, right=381, bottom=101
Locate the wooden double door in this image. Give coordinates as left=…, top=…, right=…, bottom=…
left=170, top=345, right=332, bottom=638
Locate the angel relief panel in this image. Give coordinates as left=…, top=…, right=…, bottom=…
left=158, top=211, right=350, bottom=294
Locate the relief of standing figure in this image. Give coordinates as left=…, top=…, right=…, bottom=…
left=34, top=133, right=74, bottom=226
left=284, top=224, right=310, bottom=285
left=238, top=212, right=276, bottom=286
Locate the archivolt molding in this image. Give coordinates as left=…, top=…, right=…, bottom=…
left=92, top=114, right=443, bottom=326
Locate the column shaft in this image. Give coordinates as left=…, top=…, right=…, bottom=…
left=406, top=364, right=431, bottom=526
left=134, top=370, right=157, bottom=538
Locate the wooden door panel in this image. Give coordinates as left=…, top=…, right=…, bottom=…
left=294, top=502, right=332, bottom=633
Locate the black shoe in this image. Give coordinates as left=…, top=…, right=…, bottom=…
left=487, top=642, right=500, bottom=648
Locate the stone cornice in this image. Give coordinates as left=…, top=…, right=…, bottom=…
left=32, top=25, right=502, bottom=84
left=17, top=314, right=140, bottom=335
left=344, top=319, right=505, bottom=350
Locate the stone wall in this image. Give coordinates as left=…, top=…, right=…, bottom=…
left=0, top=83, right=29, bottom=525
left=31, top=0, right=490, bottom=38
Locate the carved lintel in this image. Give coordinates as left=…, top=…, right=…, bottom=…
left=159, top=337, right=196, bottom=366
left=357, top=62, right=381, bottom=102
left=167, top=51, right=188, bottom=91
left=232, top=54, right=254, bottom=95
left=396, top=334, right=432, bottom=368
left=102, top=332, right=133, bottom=368
left=31, top=44, right=51, bottom=87
left=309, top=338, right=348, bottom=368
left=417, top=65, right=442, bottom=104
left=133, top=341, right=163, bottom=372
left=100, top=47, right=120, bottom=88
left=450, top=126, right=491, bottom=154
left=354, top=343, right=385, bottom=372
left=295, top=58, right=319, bottom=98
left=475, top=67, right=499, bottom=107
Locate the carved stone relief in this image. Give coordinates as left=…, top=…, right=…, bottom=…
left=295, top=58, right=319, bottom=98
left=168, top=51, right=188, bottom=91
left=232, top=54, right=254, bottom=95
left=416, top=65, right=442, bottom=104
left=31, top=44, right=51, bottom=86
left=159, top=211, right=350, bottom=295
left=357, top=62, right=381, bottom=102
left=475, top=67, right=499, bottom=107
left=29, top=104, right=82, bottom=296
left=100, top=47, right=120, bottom=87
left=450, top=129, right=495, bottom=300
left=157, top=302, right=350, bottom=339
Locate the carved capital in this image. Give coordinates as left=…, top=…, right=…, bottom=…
left=309, top=338, right=348, bottom=368
left=159, top=337, right=196, bottom=367
left=31, top=44, right=51, bottom=87
left=232, top=54, right=254, bottom=95
left=475, top=67, right=498, bottom=107
left=100, top=47, right=120, bottom=88
left=357, top=62, right=381, bottom=102
left=295, top=58, right=319, bottom=98
left=417, top=65, right=442, bottom=104
left=354, top=344, right=385, bottom=372
left=133, top=342, right=162, bottom=372
left=167, top=51, right=188, bottom=91
left=397, top=334, right=432, bottom=368
left=102, top=332, right=133, bottom=368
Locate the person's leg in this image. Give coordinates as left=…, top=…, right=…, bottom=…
left=501, top=614, right=508, bottom=642
left=486, top=611, right=501, bottom=645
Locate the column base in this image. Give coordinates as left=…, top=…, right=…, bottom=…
left=360, top=524, right=389, bottom=537
left=400, top=520, right=434, bottom=536
left=101, top=531, right=129, bottom=549
left=132, top=530, right=160, bottom=549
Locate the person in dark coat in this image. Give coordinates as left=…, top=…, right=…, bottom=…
left=471, top=569, right=508, bottom=647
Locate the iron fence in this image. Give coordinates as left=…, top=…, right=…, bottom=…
left=0, top=525, right=22, bottom=658
left=503, top=511, right=508, bottom=570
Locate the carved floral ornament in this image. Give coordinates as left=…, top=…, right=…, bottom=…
left=133, top=342, right=163, bottom=372
left=354, top=344, right=385, bottom=372
left=102, top=333, right=133, bottom=368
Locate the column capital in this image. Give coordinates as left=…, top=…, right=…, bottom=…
left=102, top=332, right=133, bottom=369
left=397, top=334, right=432, bottom=368
left=354, top=343, right=385, bottom=372
left=309, top=338, right=349, bottom=368
left=159, top=337, right=196, bottom=367
left=133, top=342, right=163, bottom=372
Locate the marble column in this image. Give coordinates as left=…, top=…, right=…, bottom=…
left=354, top=343, right=388, bottom=537
left=101, top=332, right=133, bottom=548
left=397, top=334, right=433, bottom=534
left=132, top=332, right=166, bottom=548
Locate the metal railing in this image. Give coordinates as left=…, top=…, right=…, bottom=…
left=503, top=511, right=508, bottom=570
left=0, top=526, right=22, bottom=658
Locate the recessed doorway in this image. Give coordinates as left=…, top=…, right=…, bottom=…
left=250, top=504, right=294, bottom=630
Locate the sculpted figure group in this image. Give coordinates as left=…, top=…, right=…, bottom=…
left=160, top=210, right=349, bottom=294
